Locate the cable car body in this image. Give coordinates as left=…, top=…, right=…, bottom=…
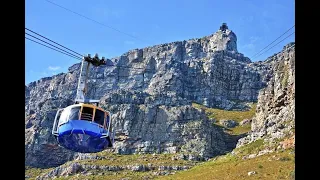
left=52, top=54, right=115, bottom=153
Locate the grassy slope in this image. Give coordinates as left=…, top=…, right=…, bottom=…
left=157, top=102, right=295, bottom=180
left=157, top=145, right=295, bottom=180
left=26, top=153, right=199, bottom=180
left=28, top=148, right=294, bottom=180
left=25, top=167, right=54, bottom=179
left=192, top=103, right=256, bottom=135
left=79, top=152, right=189, bottom=166
left=155, top=104, right=294, bottom=180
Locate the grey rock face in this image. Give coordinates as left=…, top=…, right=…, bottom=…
left=25, top=24, right=277, bottom=168
left=239, top=119, right=252, bottom=126
left=25, top=73, right=79, bottom=168
left=237, top=43, right=295, bottom=147
left=219, top=120, right=238, bottom=128
left=101, top=103, right=229, bottom=158
left=25, top=110, right=75, bottom=168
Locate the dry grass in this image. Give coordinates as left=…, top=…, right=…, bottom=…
left=234, top=139, right=265, bottom=156
left=25, top=166, right=54, bottom=180
left=192, top=102, right=256, bottom=123
left=224, top=124, right=251, bottom=135
left=25, top=153, right=197, bottom=179
left=79, top=152, right=196, bottom=167
left=53, top=171, right=154, bottom=180
left=157, top=149, right=295, bottom=180
left=192, top=102, right=256, bottom=135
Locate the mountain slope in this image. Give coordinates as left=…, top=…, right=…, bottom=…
left=26, top=23, right=276, bottom=170
left=157, top=43, right=296, bottom=180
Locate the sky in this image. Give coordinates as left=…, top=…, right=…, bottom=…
left=25, top=0, right=295, bottom=84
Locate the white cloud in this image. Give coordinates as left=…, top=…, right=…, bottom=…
left=48, top=66, right=61, bottom=71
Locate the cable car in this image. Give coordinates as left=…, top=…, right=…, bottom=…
left=52, top=53, right=115, bottom=153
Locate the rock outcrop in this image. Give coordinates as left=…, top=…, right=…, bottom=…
left=101, top=103, right=230, bottom=158
left=237, top=43, right=295, bottom=147
left=25, top=23, right=277, bottom=168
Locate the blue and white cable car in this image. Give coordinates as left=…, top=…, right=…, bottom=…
left=52, top=54, right=115, bottom=153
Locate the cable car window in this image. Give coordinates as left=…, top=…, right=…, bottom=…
left=69, top=106, right=81, bottom=120
left=58, top=108, right=69, bottom=125
left=94, top=109, right=105, bottom=126
left=81, top=107, right=94, bottom=121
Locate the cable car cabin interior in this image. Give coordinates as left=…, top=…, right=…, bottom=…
left=52, top=103, right=113, bottom=153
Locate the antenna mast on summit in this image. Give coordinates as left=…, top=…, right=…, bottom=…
left=75, top=53, right=106, bottom=104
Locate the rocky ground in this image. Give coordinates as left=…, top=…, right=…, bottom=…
left=26, top=152, right=198, bottom=180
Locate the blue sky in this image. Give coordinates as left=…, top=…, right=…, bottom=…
left=25, top=0, right=295, bottom=84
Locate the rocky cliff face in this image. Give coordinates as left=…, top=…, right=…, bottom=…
left=99, top=103, right=231, bottom=158
left=237, top=43, right=295, bottom=147
left=25, top=24, right=272, bottom=168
